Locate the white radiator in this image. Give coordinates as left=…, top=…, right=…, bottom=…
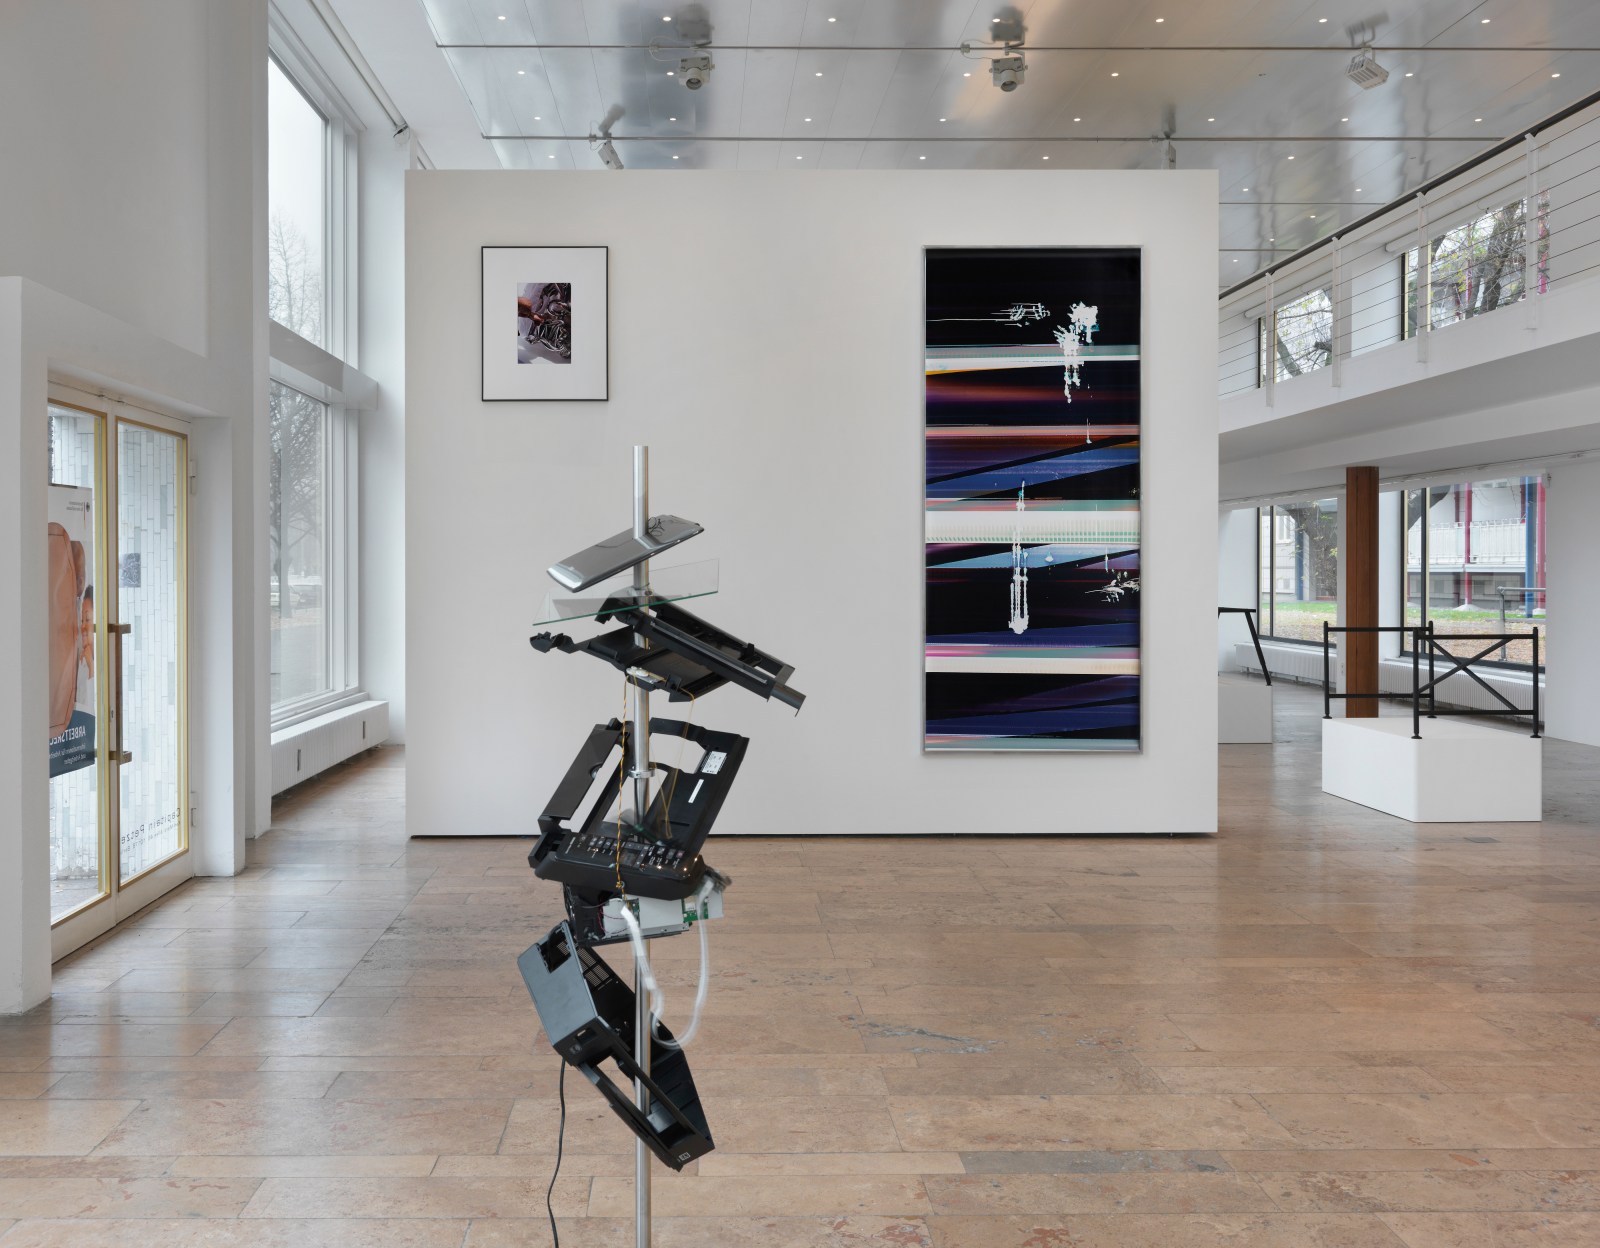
left=1233, top=643, right=1541, bottom=717
left=271, top=700, right=390, bottom=795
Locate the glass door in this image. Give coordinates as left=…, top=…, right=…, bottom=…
left=49, top=397, right=191, bottom=959
left=47, top=406, right=109, bottom=924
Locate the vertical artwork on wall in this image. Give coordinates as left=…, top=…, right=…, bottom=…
left=924, top=248, right=1142, bottom=751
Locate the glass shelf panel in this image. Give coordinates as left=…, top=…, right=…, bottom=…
left=533, top=558, right=719, bottom=626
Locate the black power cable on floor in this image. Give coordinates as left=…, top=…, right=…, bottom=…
left=547, top=1061, right=567, bottom=1247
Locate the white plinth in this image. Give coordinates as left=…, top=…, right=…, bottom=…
left=1321, top=717, right=1541, bottom=822
left=1218, top=674, right=1273, bottom=743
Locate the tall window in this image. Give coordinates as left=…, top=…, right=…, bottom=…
left=1405, top=197, right=1548, bottom=336
left=1403, top=478, right=1546, bottom=668
left=1258, top=498, right=1340, bottom=643
left=268, top=57, right=328, bottom=348
left=1262, top=287, right=1333, bottom=382
left=266, top=40, right=365, bottom=726
left=269, top=383, right=329, bottom=706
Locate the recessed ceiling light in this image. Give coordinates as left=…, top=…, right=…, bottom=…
left=1234, top=257, right=1240, bottom=262
left=667, top=70, right=675, bottom=75
left=669, top=116, right=677, bottom=121
left=1111, top=71, right=1120, bottom=77
left=672, top=154, right=679, bottom=159
left=1270, top=237, right=1276, bottom=241
left=1287, top=154, right=1294, bottom=159
left=796, top=155, right=803, bottom=159
left=815, top=71, right=823, bottom=76
left=517, top=69, right=525, bottom=74
left=662, top=14, right=671, bottom=20
left=804, top=116, right=812, bottom=121
left=534, top=115, right=541, bottom=120
left=1475, top=117, right=1483, bottom=122
left=1073, top=117, right=1081, bottom=122
left=497, top=13, right=506, bottom=19
left=1310, top=213, right=1317, bottom=219
left=1405, top=71, right=1414, bottom=77
left=1318, top=16, right=1328, bottom=22
left=919, top=155, right=926, bottom=159
left=1341, top=116, right=1349, bottom=122
left=963, top=71, right=971, bottom=77
left=992, top=17, right=1001, bottom=22
left=1242, top=186, right=1249, bottom=191
left=1208, top=117, right=1215, bottom=122
left=1552, top=72, right=1562, bottom=77
left=1155, top=17, right=1165, bottom=22
left=828, top=16, right=837, bottom=21
left=1355, top=187, right=1362, bottom=192
left=1481, top=16, right=1491, bottom=22
left=547, top=153, right=555, bottom=159
left=1042, top=155, right=1049, bottom=160
left=940, top=117, right=947, bottom=122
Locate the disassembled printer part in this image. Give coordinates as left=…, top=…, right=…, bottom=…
left=517, top=446, right=804, bottom=1183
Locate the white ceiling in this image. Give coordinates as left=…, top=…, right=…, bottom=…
left=336, top=0, right=1600, bottom=286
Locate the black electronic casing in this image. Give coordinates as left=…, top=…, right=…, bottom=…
left=528, top=718, right=748, bottom=902
left=517, top=922, right=714, bottom=1170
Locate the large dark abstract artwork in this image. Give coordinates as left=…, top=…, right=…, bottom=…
left=924, top=248, right=1142, bottom=751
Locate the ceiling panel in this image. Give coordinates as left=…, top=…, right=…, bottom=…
left=411, top=0, right=1600, bottom=283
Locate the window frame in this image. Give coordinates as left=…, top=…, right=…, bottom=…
left=1398, top=479, right=1546, bottom=674
left=1256, top=498, right=1342, bottom=647
left=266, top=26, right=368, bottom=731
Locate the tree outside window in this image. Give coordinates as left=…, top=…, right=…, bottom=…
left=1259, top=499, right=1340, bottom=642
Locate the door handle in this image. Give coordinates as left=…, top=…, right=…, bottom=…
left=110, top=622, right=131, bottom=767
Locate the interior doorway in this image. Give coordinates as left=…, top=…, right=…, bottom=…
left=47, top=390, right=192, bottom=960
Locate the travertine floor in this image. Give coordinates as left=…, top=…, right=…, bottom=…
left=4, top=687, right=1600, bottom=1246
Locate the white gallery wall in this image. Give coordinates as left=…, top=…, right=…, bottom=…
left=1544, top=456, right=1600, bottom=748
left=406, top=169, right=1219, bottom=837
left=0, top=0, right=268, bottom=1012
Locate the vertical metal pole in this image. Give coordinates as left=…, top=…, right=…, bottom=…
left=1427, top=620, right=1437, bottom=719
left=1415, top=194, right=1430, bottom=364
left=1263, top=271, right=1276, bottom=408
left=1523, top=133, right=1542, bottom=329
left=1412, top=631, right=1421, bottom=739
left=1330, top=240, right=1344, bottom=389
left=629, top=445, right=652, bottom=1248
left=1532, top=627, right=1542, bottom=739
left=1322, top=621, right=1331, bottom=719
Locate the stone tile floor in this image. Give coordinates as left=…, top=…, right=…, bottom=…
left=3, top=686, right=1599, bottom=1245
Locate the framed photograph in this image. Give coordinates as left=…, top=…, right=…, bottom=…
left=481, top=245, right=608, bottom=401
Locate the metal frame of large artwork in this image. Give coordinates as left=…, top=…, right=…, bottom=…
left=923, top=247, right=1143, bottom=751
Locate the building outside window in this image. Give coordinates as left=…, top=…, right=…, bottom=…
left=1403, top=478, right=1546, bottom=667
left=1257, top=498, right=1340, bottom=643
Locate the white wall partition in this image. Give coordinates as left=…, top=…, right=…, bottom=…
left=0, top=0, right=269, bottom=1012
left=406, top=169, right=1220, bottom=838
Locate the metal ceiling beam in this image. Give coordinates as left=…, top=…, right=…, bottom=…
left=436, top=43, right=1600, bottom=53
left=485, top=133, right=1494, bottom=143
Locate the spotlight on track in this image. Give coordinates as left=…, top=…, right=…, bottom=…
left=990, top=50, right=1026, bottom=92
left=960, top=40, right=1026, bottom=92
left=679, top=53, right=712, bottom=90
left=1346, top=44, right=1389, bottom=89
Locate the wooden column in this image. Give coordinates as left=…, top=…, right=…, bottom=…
left=1345, top=466, right=1380, bottom=717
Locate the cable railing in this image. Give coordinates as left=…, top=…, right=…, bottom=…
left=1219, top=95, right=1600, bottom=399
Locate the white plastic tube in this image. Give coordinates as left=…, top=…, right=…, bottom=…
left=614, top=888, right=713, bottom=1050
